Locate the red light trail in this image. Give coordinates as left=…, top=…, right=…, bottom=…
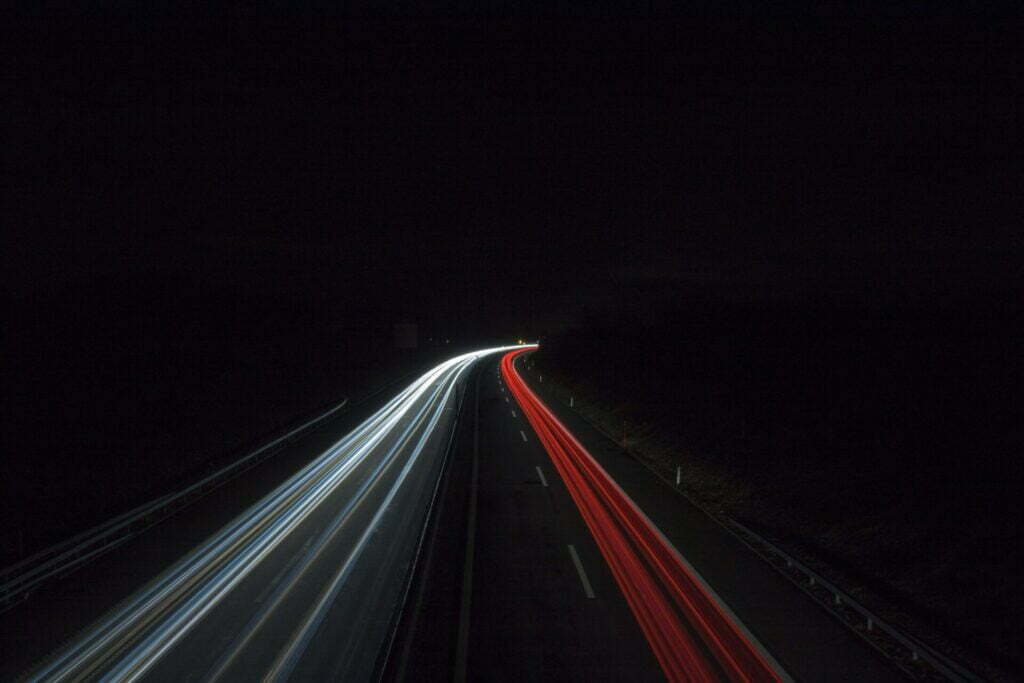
left=501, top=348, right=782, bottom=682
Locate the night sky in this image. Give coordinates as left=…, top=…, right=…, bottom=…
left=4, top=9, right=1022, bottom=499
left=9, top=10, right=1021, bottom=345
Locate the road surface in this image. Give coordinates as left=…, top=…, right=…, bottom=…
left=21, top=347, right=519, bottom=681
left=392, top=349, right=906, bottom=682
left=12, top=345, right=906, bottom=681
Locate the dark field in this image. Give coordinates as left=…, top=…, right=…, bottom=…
left=2, top=266, right=444, bottom=569
left=535, top=297, right=1022, bottom=679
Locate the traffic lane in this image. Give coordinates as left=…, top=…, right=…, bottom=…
left=272, top=376, right=462, bottom=682
left=379, top=363, right=485, bottom=682
left=135, top=365, right=466, bottom=681
left=26, top=356, right=467, bottom=681
left=1, top=382, right=409, bottom=681
left=518, top=355, right=906, bottom=682
left=466, top=359, right=663, bottom=681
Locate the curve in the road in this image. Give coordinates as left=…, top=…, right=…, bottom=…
left=28, top=346, right=522, bottom=682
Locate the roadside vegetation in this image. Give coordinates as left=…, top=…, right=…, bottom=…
left=535, top=298, right=1021, bottom=681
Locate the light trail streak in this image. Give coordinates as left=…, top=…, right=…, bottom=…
left=29, top=346, right=522, bottom=682
left=502, top=348, right=787, bottom=683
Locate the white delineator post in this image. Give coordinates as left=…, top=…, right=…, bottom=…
left=676, top=466, right=681, bottom=486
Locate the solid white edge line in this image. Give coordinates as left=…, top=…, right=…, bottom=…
left=567, top=545, right=595, bottom=599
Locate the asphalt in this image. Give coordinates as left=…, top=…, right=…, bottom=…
left=138, top=362, right=462, bottom=682
left=6, top=349, right=910, bottom=681
left=3, top=352, right=480, bottom=681
left=511, top=352, right=907, bottom=682
left=2, top=392, right=388, bottom=680
left=390, top=351, right=908, bottom=681
left=391, top=357, right=665, bottom=681
left=465, top=357, right=666, bottom=681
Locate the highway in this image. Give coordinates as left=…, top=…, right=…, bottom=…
left=24, top=346, right=519, bottom=682
left=392, top=349, right=906, bottom=682
left=499, top=348, right=784, bottom=681
left=15, top=345, right=908, bottom=681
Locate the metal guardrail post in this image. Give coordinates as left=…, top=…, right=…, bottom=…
left=525, top=366, right=986, bottom=683
left=727, top=519, right=984, bottom=683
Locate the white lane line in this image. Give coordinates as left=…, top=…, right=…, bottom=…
left=510, top=409, right=516, bottom=418
left=519, top=430, right=527, bottom=442
left=505, top=397, right=509, bottom=403
left=567, top=545, right=595, bottom=598
left=535, top=466, right=548, bottom=487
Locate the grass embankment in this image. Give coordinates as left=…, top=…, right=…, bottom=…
left=535, top=303, right=1021, bottom=681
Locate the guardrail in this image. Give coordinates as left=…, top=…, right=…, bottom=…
left=522, top=357, right=985, bottom=683
left=1, top=350, right=460, bottom=615
left=0, top=396, right=350, bottom=613
left=727, top=520, right=983, bottom=682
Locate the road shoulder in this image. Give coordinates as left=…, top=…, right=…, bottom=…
left=515, top=353, right=906, bottom=682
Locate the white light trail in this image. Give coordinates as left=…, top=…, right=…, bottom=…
left=30, top=346, right=525, bottom=682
